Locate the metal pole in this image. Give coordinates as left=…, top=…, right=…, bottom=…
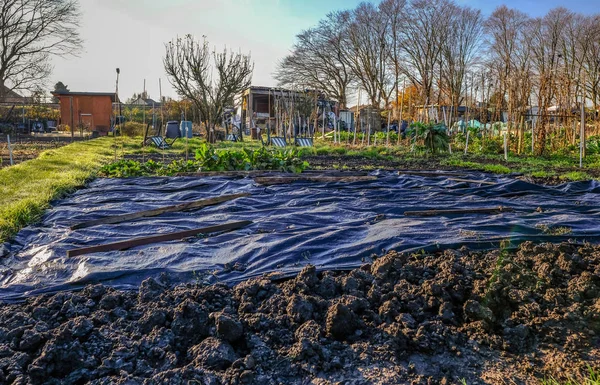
left=386, top=107, right=391, bottom=146
left=397, top=78, right=405, bottom=146
left=580, top=87, right=585, bottom=169
left=532, top=120, right=535, bottom=154
left=334, top=113, right=337, bottom=144
left=322, top=102, right=325, bottom=140
left=159, top=78, right=164, bottom=136
left=504, top=132, right=508, bottom=161
left=70, top=96, right=74, bottom=142
left=143, top=79, right=146, bottom=126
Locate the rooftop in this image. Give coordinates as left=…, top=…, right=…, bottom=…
left=51, top=91, right=119, bottom=102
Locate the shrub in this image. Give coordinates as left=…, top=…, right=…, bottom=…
left=119, top=122, right=146, bottom=137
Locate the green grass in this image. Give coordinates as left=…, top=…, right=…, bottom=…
left=531, top=171, right=557, bottom=178
left=560, top=171, right=592, bottom=181
left=541, top=367, right=600, bottom=385
left=0, top=137, right=138, bottom=242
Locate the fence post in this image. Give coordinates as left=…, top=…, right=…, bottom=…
left=504, top=132, right=508, bottom=161
left=531, top=120, right=535, bottom=154
left=7, top=135, right=14, bottom=166
left=464, top=130, right=470, bottom=155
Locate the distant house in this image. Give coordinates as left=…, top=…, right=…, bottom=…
left=0, top=85, right=29, bottom=104
left=241, top=86, right=331, bottom=128
left=51, top=91, right=119, bottom=135
left=129, top=96, right=161, bottom=107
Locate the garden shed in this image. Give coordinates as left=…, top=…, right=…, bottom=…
left=52, top=91, right=119, bottom=135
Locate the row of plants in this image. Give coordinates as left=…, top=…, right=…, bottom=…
left=324, top=123, right=600, bottom=158
left=324, top=122, right=450, bottom=154
left=99, top=144, right=309, bottom=177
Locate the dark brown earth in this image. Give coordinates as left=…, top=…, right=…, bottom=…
left=122, top=152, right=600, bottom=185
left=0, top=241, right=598, bottom=384
left=0, top=140, right=68, bottom=169
left=303, top=154, right=600, bottom=183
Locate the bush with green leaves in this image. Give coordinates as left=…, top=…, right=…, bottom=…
left=407, top=122, right=450, bottom=154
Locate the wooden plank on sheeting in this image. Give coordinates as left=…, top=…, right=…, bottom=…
left=448, top=178, right=497, bottom=186
left=67, top=220, right=253, bottom=258
left=397, top=171, right=468, bottom=177
left=176, top=170, right=369, bottom=177
left=70, top=193, right=250, bottom=230
left=254, top=175, right=377, bottom=186
left=404, top=206, right=514, bottom=217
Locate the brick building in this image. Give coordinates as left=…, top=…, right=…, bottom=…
left=52, top=91, right=118, bottom=135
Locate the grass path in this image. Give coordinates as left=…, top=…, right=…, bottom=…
left=0, top=137, right=137, bottom=242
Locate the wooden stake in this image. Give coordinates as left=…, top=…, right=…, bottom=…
left=70, top=193, right=250, bottom=230
left=7, top=135, right=13, bottom=166
left=67, top=221, right=253, bottom=257
left=404, top=206, right=514, bottom=217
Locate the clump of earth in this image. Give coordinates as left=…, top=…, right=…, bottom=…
left=0, top=241, right=598, bottom=384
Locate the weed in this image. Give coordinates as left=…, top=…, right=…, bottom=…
left=536, top=224, right=573, bottom=236
left=560, top=171, right=591, bottom=181
left=458, top=229, right=481, bottom=239
left=483, top=164, right=511, bottom=174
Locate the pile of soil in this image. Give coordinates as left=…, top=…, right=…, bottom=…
left=0, top=241, right=598, bottom=384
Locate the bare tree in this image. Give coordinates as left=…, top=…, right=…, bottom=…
left=0, top=0, right=82, bottom=99
left=440, top=4, right=484, bottom=124
left=164, top=35, right=254, bottom=142
left=379, top=0, right=407, bottom=118
left=397, top=0, right=453, bottom=108
left=580, top=15, right=600, bottom=113
left=528, top=8, right=569, bottom=154
left=275, top=11, right=354, bottom=108
left=484, top=6, right=531, bottom=124
left=344, top=2, right=394, bottom=108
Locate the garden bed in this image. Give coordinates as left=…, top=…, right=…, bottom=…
left=0, top=140, right=69, bottom=169
left=0, top=241, right=597, bottom=384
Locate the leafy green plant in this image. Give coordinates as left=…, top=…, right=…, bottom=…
left=99, top=159, right=162, bottom=177
left=407, top=122, right=450, bottom=154
left=586, top=136, right=600, bottom=155
left=100, top=144, right=310, bottom=178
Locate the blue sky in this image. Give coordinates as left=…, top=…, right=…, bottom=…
left=51, top=0, right=600, bottom=100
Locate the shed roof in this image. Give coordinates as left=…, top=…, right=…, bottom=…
left=52, top=91, right=119, bottom=102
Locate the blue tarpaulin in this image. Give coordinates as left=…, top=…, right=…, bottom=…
left=1, top=171, right=599, bottom=300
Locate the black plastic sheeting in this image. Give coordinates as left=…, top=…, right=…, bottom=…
left=1, top=171, right=600, bottom=300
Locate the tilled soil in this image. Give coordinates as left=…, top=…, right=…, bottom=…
left=0, top=140, right=68, bottom=169
left=0, top=241, right=599, bottom=385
